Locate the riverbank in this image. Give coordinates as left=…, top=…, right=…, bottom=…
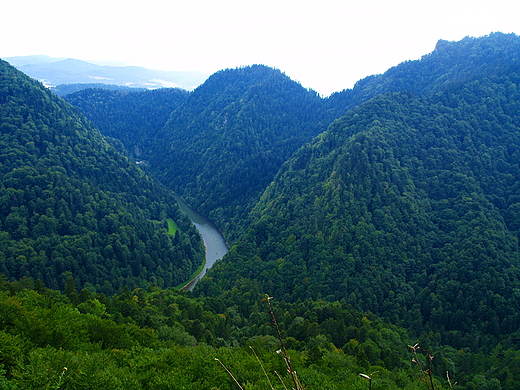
left=177, top=258, right=207, bottom=291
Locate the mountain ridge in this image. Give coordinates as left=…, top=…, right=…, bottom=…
left=147, top=64, right=328, bottom=237
left=326, top=32, right=520, bottom=117
left=198, top=67, right=520, bottom=350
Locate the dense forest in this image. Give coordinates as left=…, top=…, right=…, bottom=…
left=52, top=83, right=146, bottom=97
left=200, top=70, right=520, bottom=347
left=64, top=87, right=188, bottom=159
left=0, top=60, right=204, bottom=293
left=2, top=277, right=510, bottom=389
left=2, top=32, right=520, bottom=389
left=326, top=32, right=520, bottom=117
left=146, top=65, right=330, bottom=237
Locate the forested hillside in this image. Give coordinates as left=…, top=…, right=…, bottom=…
left=64, top=87, right=188, bottom=158
left=147, top=65, right=329, bottom=237
left=327, top=32, right=520, bottom=118
left=62, top=34, right=520, bottom=243
left=53, top=83, right=146, bottom=97
left=2, top=277, right=454, bottom=389
left=199, top=69, right=520, bottom=350
left=0, top=60, right=204, bottom=293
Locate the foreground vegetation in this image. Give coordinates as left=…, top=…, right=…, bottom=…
left=1, top=277, right=511, bottom=389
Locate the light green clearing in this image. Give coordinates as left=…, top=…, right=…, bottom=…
left=166, top=218, right=179, bottom=235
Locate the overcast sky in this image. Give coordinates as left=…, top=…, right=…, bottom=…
left=1, top=0, right=519, bottom=96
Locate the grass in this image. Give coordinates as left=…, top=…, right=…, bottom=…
left=166, top=218, right=179, bottom=235
left=149, top=218, right=180, bottom=236
left=167, top=217, right=207, bottom=290
left=176, top=259, right=207, bottom=291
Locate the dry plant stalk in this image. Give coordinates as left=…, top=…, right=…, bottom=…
left=274, top=370, right=289, bottom=390
left=409, top=343, right=457, bottom=389
left=53, top=367, right=68, bottom=390
left=446, top=371, right=458, bottom=389
left=250, top=346, right=275, bottom=390
left=409, top=343, right=435, bottom=390
left=262, top=294, right=303, bottom=390
left=359, top=371, right=379, bottom=390
left=215, top=358, right=244, bottom=390
left=215, top=295, right=304, bottom=390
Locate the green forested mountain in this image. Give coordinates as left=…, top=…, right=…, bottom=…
left=147, top=65, right=328, bottom=237
left=327, top=32, right=520, bottom=118
left=66, top=34, right=520, bottom=243
left=0, top=60, right=203, bottom=293
left=199, top=69, right=520, bottom=352
left=52, top=83, right=146, bottom=97
left=64, top=87, right=188, bottom=158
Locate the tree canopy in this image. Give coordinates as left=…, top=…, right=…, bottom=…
left=198, top=70, right=520, bottom=354
left=0, top=60, right=204, bottom=293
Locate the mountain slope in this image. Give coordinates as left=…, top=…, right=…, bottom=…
left=148, top=65, right=328, bottom=237
left=0, top=60, right=204, bottom=293
left=199, top=69, right=520, bottom=349
left=59, top=34, right=520, bottom=243
left=327, top=32, right=520, bottom=118
left=52, top=83, right=147, bottom=97
left=64, top=87, right=188, bottom=159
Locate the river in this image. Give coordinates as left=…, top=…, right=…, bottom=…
left=174, top=196, right=229, bottom=291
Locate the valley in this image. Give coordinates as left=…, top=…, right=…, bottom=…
left=2, top=32, right=520, bottom=389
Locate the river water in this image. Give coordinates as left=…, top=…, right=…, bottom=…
left=174, top=196, right=229, bottom=291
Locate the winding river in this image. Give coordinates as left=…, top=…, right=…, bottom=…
left=174, top=196, right=229, bottom=291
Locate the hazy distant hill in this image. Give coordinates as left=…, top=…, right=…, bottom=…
left=4, top=54, right=66, bottom=66
left=3, top=55, right=208, bottom=91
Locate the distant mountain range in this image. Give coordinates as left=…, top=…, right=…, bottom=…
left=3, top=55, right=208, bottom=91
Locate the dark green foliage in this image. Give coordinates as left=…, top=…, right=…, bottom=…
left=2, top=279, right=520, bottom=388
left=148, top=65, right=329, bottom=238
left=64, top=87, right=188, bottom=158
left=52, top=83, right=146, bottom=97
left=66, top=34, right=520, bottom=244
left=5, top=33, right=520, bottom=388
left=0, top=279, right=433, bottom=389
left=199, top=70, right=520, bottom=356
left=0, top=60, right=203, bottom=293
left=327, top=32, right=520, bottom=117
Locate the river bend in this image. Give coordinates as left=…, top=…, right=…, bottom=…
left=175, top=196, right=229, bottom=290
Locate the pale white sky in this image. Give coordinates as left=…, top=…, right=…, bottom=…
left=1, top=0, right=519, bottom=96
